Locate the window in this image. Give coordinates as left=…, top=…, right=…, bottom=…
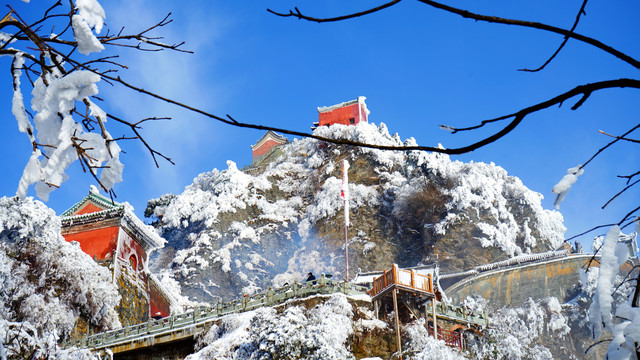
left=129, top=254, right=137, bottom=271
left=349, top=117, right=355, bottom=124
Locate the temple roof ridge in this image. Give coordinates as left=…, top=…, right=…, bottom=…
left=61, top=187, right=119, bottom=217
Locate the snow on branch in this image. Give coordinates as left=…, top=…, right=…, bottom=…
left=4, top=1, right=185, bottom=200
left=552, top=165, right=583, bottom=210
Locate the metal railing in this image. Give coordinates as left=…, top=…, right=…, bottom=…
left=428, top=302, right=489, bottom=328
left=63, top=276, right=368, bottom=350
left=428, top=326, right=463, bottom=349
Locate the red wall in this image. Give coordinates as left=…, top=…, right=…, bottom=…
left=319, top=103, right=367, bottom=126
left=64, top=227, right=119, bottom=260
left=117, top=230, right=147, bottom=276
left=149, top=283, right=171, bottom=318
left=252, top=139, right=282, bottom=158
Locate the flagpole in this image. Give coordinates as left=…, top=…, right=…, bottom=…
left=345, top=208, right=349, bottom=282
left=341, top=160, right=350, bottom=282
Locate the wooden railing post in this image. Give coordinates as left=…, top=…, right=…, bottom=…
left=392, top=288, right=402, bottom=359
left=431, top=297, right=438, bottom=340
left=410, top=269, right=416, bottom=289
left=392, top=263, right=398, bottom=285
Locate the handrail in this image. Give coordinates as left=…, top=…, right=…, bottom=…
left=63, top=276, right=369, bottom=350
left=428, top=326, right=463, bottom=349
left=63, top=274, right=485, bottom=351
left=368, top=263, right=434, bottom=298
left=428, top=302, right=489, bottom=328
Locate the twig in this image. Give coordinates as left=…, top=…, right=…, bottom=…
left=519, top=0, right=589, bottom=72
left=566, top=224, right=616, bottom=242
left=585, top=338, right=612, bottom=354
left=619, top=170, right=640, bottom=184
left=580, top=123, right=640, bottom=169
left=599, top=129, right=640, bottom=144
left=602, top=179, right=640, bottom=209
left=267, top=0, right=402, bottom=23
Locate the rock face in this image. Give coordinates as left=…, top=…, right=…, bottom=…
left=147, top=122, right=565, bottom=303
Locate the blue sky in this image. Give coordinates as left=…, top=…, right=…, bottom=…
left=0, top=0, right=638, bottom=246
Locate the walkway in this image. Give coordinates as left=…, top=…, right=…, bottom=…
left=64, top=276, right=367, bottom=354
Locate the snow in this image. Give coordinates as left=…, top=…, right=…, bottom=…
left=551, top=165, right=584, bottom=209
left=190, top=294, right=354, bottom=359
left=404, top=319, right=465, bottom=360
left=72, top=15, right=105, bottom=55
left=589, top=225, right=624, bottom=338
left=467, top=297, right=570, bottom=360
left=72, top=0, right=106, bottom=55
left=15, top=69, right=124, bottom=200
left=8, top=1, right=128, bottom=200
left=0, top=196, right=120, bottom=358
left=11, top=53, right=33, bottom=139
left=317, top=96, right=369, bottom=114
left=587, top=225, right=640, bottom=357
left=149, top=272, right=200, bottom=314
left=75, top=0, right=106, bottom=33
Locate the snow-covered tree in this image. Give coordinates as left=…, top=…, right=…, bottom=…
left=0, top=196, right=120, bottom=359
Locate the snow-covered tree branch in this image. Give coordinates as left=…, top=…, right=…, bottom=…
left=5, top=0, right=183, bottom=201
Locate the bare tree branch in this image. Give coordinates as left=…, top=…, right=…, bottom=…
left=602, top=179, right=640, bottom=210
left=519, top=0, right=589, bottom=72
left=271, top=0, right=640, bottom=70
left=585, top=338, right=613, bottom=354
left=267, top=0, right=402, bottom=23
left=106, top=113, right=174, bottom=167
left=581, top=123, right=640, bottom=169
left=619, top=170, right=640, bottom=184
left=419, top=0, right=640, bottom=70
left=598, top=129, right=640, bottom=144
left=74, top=58, right=640, bottom=156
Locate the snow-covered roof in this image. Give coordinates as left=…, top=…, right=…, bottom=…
left=250, top=131, right=288, bottom=151
left=61, top=187, right=119, bottom=217
left=61, top=189, right=165, bottom=251
left=317, top=96, right=370, bottom=115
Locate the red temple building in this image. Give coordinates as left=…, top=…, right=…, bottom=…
left=61, top=187, right=172, bottom=326
left=251, top=131, right=288, bottom=165
left=314, top=96, right=370, bottom=128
